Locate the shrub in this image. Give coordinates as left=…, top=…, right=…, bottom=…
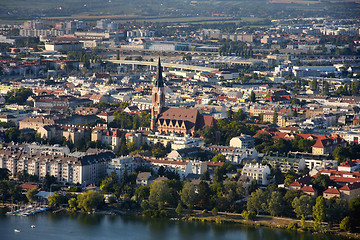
left=340, top=216, right=351, bottom=232
left=160, top=210, right=168, bottom=218
left=241, top=210, right=256, bottom=220
left=287, top=222, right=298, bottom=230
left=212, top=207, right=218, bottom=216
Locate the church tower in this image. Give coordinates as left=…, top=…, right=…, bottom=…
left=151, top=58, right=165, bottom=131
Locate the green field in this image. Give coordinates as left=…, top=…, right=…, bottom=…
left=0, top=0, right=359, bottom=23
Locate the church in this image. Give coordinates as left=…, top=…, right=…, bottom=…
left=151, top=58, right=216, bottom=136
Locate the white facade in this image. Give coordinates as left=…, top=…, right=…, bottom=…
left=241, top=163, right=272, bottom=185
left=229, top=134, right=255, bottom=149
left=147, top=133, right=205, bottom=150
left=107, top=157, right=142, bottom=182
left=0, top=146, right=113, bottom=185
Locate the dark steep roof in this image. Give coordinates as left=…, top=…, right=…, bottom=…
left=154, top=57, right=164, bottom=88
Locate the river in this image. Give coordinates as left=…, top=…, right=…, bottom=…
left=0, top=213, right=345, bottom=240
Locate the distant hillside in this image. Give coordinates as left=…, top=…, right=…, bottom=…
left=0, top=0, right=359, bottom=22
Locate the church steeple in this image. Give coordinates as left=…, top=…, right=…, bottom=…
left=151, top=57, right=165, bottom=132
left=154, top=57, right=164, bottom=87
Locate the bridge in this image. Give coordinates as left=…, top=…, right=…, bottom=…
left=107, top=60, right=217, bottom=72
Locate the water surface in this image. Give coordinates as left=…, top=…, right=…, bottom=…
left=0, top=213, right=343, bottom=240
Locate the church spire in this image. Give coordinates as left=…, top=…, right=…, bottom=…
left=151, top=57, right=165, bottom=132
left=154, top=57, right=164, bottom=87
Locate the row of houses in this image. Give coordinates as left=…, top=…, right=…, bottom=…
left=289, top=160, right=360, bottom=201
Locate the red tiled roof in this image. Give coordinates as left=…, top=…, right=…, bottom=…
left=301, top=185, right=316, bottom=192
left=207, top=161, right=225, bottom=167
left=339, top=160, right=358, bottom=167
left=290, top=181, right=301, bottom=187
left=317, top=169, right=360, bottom=184
left=340, top=182, right=360, bottom=191
left=323, top=187, right=340, bottom=194
left=21, top=183, right=38, bottom=190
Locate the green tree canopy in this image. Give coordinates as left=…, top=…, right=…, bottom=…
left=313, top=196, right=326, bottom=229
left=247, top=189, right=266, bottom=215
left=48, top=192, right=67, bottom=207
left=26, top=188, right=38, bottom=203
left=180, top=181, right=197, bottom=210
left=149, top=180, right=170, bottom=209
left=212, top=153, right=226, bottom=162
left=267, top=191, right=284, bottom=216
left=292, top=195, right=314, bottom=218
left=77, top=191, right=104, bottom=212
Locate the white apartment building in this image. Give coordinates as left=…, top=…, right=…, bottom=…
left=107, top=156, right=145, bottom=182
left=147, top=133, right=205, bottom=150
left=241, top=163, right=272, bottom=185
left=0, top=146, right=114, bottom=185
left=229, top=135, right=255, bottom=149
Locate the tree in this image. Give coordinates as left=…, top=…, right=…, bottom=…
left=340, top=216, right=351, bottom=232
left=267, top=191, right=283, bottom=216
left=212, top=207, right=218, bottom=216
left=227, top=109, right=234, bottom=119
left=68, top=197, right=78, bottom=212
left=242, top=210, right=256, bottom=220
left=151, top=142, right=167, bottom=158
left=197, top=126, right=216, bottom=144
left=201, top=171, right=210, bottom=181
left=311, top=174, right=336, bottom=195
left=349, top=196, right=360, bottom=231
left=100, top=171, right=118, bottom=193
left=126, top=142, right=137, bottom=153
left=176, top=201, right=183, bottom=215
left=135, top=186, right=150, bottom=202
left=4, top=127, right=20, bottom=142
left=116, top=50, right=120, bottom=60
left=234, top=109, right=247, bottom=121
left=26, top=188, right=38, bottom=203
left=292, top=195, right=314, bottom=218
left=247, top=189, right=266, bottom=215
left=323, top=81, right=330, bottom=96
left=77, top=191, right=104, bottom=212
left=212, top=153, right=226, bottom=162
left=313, top=196, right=326, bottom=229
left=332, top=146, right=350, bottom=162
left=310, top=79, right=318, bottom=91
left=5, top=87, right=33, bottom=105
left=301, top=214, right=306, bottom=229
left=326, top=197, right=349, bottom=224
left=42, top=174, right=56, bottom=191
left=48, top=192, right=67, bottom=207
left=250, top=91, right=256, bottom=103
left=180, top=182, right=196, bottom=210
left=272, top=110, right=278, bottom=125
left=0, top=168, right=10, bottom=180
left=284, top=174, right=296, bottom=186
left=119, top=134, right=128, bottom=156
left=197, top=181, right=211, bottom=209
left=213, top=166, right=223, bottom=184
left=149, top=180, right=170, bottom=209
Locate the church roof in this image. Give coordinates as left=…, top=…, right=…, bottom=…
left=158, top=107, right=199, bottom=123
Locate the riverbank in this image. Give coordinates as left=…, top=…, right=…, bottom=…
left=181, top=211, right=360, bottom=240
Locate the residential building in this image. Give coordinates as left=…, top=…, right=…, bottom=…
left=107, top=156, right=145, bottom=182
left=229, top=134, right=255, bottom=149
left=241, top=163, right=272, bottom=185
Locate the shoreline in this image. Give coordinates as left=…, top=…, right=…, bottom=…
left=181, top=212, right=360, bottom=240
left=72, top=206, right=360, bottom=239
left=2, top=205, right=359, bottom=239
